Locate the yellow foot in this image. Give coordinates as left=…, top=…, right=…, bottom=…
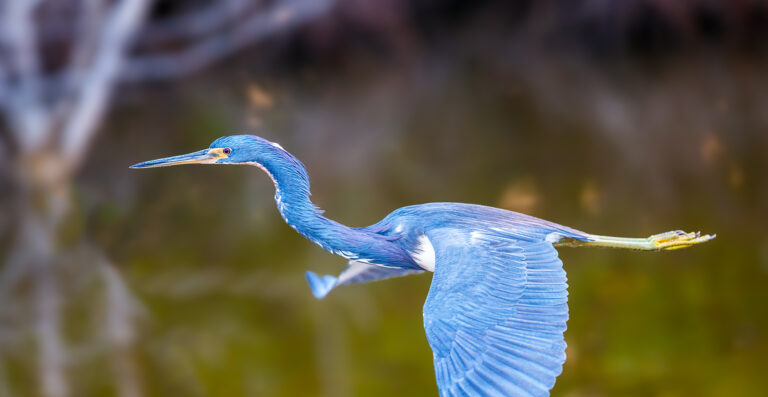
left=648, top=230, right=716, bottom=250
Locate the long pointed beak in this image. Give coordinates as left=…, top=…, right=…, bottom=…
left=130, top=148, right=227, bottom=169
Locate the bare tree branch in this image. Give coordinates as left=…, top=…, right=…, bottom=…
left=36, top=262, right=66, bottom=397
left=69, top=0, right=107, bottom=71
left=122, top=0, right=334, bottom=82
left=24, top=211, right=67, bottom=397
left=52, top=0, right=108, bottom=124
left=1, top=0, right=49, bottom=150
left=99, top=257, right=143, bottom=397
left=60, top=0, right=152, bottom=167
left=0, top=1, right=336, bottom=396
left=33, top=0, right=300, bottom=55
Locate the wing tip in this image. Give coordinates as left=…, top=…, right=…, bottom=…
left=305, top=271, right=337, bottom=299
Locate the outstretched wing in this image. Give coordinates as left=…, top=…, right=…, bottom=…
left=423, top=229, right=568, bottom=397
left=306, top=260, right=424, bottom=298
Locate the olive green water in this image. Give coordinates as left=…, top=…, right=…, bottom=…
left=4, top=44, right=768, bottom=397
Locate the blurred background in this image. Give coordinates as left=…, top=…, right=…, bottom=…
left=0, top=0, right=767, bottom=396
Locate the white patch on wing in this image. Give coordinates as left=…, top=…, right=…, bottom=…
left=270, top=142, right=284, bottom=150
left=411, top=234, right=436, bottom=272
left=545, top=232, right=564, bottom=244
left=394, top=224, right=404, bottom=233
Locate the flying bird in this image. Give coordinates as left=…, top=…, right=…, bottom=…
left=132, top=135, right=714, bottom=397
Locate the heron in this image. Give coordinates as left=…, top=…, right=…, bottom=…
left=131, top=135, right=714, bottom=397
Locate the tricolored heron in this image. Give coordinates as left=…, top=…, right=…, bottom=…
left=132, top=135, right=714, bottom=397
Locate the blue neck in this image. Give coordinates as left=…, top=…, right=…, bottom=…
left=269, top=161, right=338, bottom=247
left=258, top=155, right=413, bottom=267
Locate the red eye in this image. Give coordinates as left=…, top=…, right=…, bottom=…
left=223, top=147, right=232, bottom=155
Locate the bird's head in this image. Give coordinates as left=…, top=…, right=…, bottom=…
left=130, top=135, right=289, bottom=170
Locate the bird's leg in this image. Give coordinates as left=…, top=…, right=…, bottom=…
left=556, top=230, right=715, bottom=251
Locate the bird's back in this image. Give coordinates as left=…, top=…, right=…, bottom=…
left=369, top=202, right=590, bottom=243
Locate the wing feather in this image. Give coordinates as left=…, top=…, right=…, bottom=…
left=306, top=260, right=423, bottom=298
left=423, top=230, right=568, bottom=397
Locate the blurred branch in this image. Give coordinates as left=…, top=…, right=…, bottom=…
left=36, top=260, right=65, bottom=397
left=1, top=0, right=337, bottom=167
left=69, top=0, right=107, bottom=71
left=24, top=210, right=66, bottom=397
left=0, top=1, right=335, bottom=396
left=60, top=0, right=151, bottom=168
left=60, top=0, right=107, bottom=104
left=122, top=0, right=334, bottom=82
left=1, top=0, right=49, bottom=150
left=99, top=255, right=143, bottom=397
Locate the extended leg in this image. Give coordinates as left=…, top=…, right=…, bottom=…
left=556, top=230, right=715, bottom=251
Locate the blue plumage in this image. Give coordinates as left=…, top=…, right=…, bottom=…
left=305, top=271, right=337, bottom=298
left=132, top=134, right=714, bottom=396
left=306, top=262, right=424, bottom=298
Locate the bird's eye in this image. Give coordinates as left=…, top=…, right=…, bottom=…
left=223, top=147, right=232, bottom=155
